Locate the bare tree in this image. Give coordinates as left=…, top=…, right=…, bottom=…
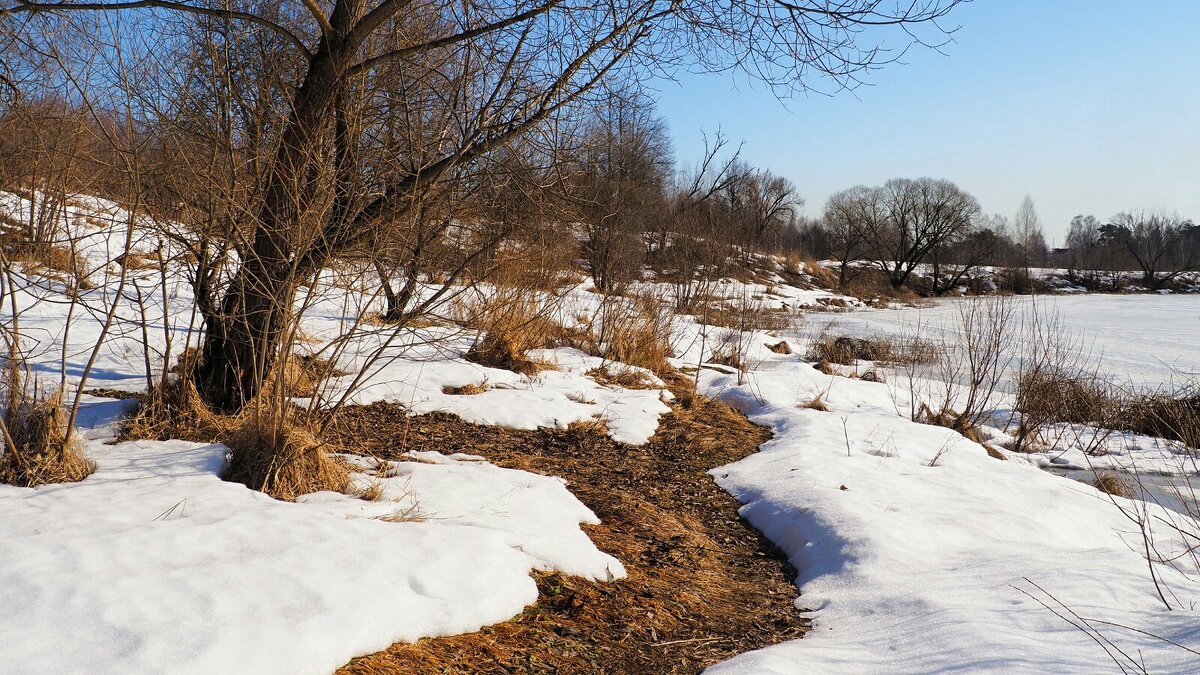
left=838, top=177, right=981, bottom=290
left=573, top=93, right=672, bottom=293
left=822, top=185, right=877, bottom=288
left=1013, top=195, right=1048, bottom=269
left=1102, top=211, right=1199, bottom=289
left=3, top=0, right=965, bottom=411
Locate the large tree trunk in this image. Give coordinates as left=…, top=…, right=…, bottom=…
left=194, top=260, right=295, bottom=411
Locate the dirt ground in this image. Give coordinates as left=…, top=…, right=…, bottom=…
left=329, top=387, right=808, bottom=674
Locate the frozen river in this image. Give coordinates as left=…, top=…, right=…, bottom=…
left=801, top=294, right=1200, bottom=388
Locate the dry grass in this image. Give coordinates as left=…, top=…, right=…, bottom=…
left=121, top=377, right=225, bottom=442
left=0, top=389, right=94, bottom=487
left=1, top=234, right=90, bottom=287
left=1122, top=393, right=1200, bottom=449
left=120, top=353, right=349, bottom=501
left=442, top=382, right=488, bottom=396
left=1016, top=369, right=1112, bottom=427
left=766, top=340, right=792, bottom=355
left=222, top=412, right=349, bottom=501
left=114, top=251, right=158, bottom=271
left=1092, top=471, right=1135, bottom=499
left=330, top=387, right=807, bottom=674
left=802, top=395, right=829, bottom=412
left=460, top=291, right=558, bottom=376
left=844, top=268, right=919, bottom=303
left=584, top=366, right=658, bottom=390
left=698, top=301, right=792, bottom=333
left=809, top=331, right=894, bottom=365
left=279, top=354, right=344, bottom=398
left=594, top=294, right=674, bottom=373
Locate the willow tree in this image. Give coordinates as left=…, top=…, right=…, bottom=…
left=2, top=0, right=964, bottom=410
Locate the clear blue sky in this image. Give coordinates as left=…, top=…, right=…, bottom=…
left=652, top=0, right=1200, bottom=245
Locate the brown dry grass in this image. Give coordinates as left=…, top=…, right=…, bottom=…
left=584, top=366, right=658, bottom=390
left=844, top=268, right=919, bottom=303
left=593, top=294, right=674, bottom=373
left=120, top=377, right=225, bottom=442
left=279, top=354, right=344, bottom=398
left=801, top=395, right=829, bottom=412
left=1092, top=471, right=1135, bottom=499
left=808, top=332, right=895, bottom=365
left=329, top=383, right=807, bottom=674
left=120, top=354, right=348, bottom=500
left=0, top=389, right=94, bottom=487
left=766, top=340, right=792, bottom=355
left=1, top=234, right=89, bottom=287
left=222, top=413, right=349, bottom=501
left=460, top=291, right=559, bottom=376
left=442, top=382, right=488, bottom=396
left=698, top=302, right=792, bottom=334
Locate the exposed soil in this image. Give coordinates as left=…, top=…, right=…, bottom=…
left=328, top=386, right=808, bottom=674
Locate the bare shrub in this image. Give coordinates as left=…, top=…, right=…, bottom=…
left=894, top=297, right=1014, bottom=437
left=1010, top=309, right=1112, bottom=453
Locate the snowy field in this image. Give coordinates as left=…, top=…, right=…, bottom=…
left=4, top=191, right=1200, bottom=673
left=700, top=346, right=1200, bottom=674
left=802, top=294, right=1200, bottom=387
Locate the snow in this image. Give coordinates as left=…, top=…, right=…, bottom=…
left=7, top=191, right=1200, bottom=672
left=701, top=350, right=1200, bottom=673
left=0, top=432, right=622, bottom=674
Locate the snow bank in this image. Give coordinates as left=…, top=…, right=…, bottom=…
left=0, top=438, right=622, bottom=674
left=701, top=358, right=1200, bottom=673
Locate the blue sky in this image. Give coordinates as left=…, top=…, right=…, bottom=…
left=651, top=0, right=1200, bottom=244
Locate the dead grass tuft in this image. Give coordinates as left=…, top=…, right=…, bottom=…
left=699, top=302, right=792, bottom=333
left=278, top=354, right=344, bottom=398
left=585, top=366, right=658, bottom=390
left=442, top=382, right=488, bottom=396
left=460, top=291, right=557, bottom=376
left=1, top=235, right=90, bottom=288
left=1092, top=471, right=1135, bottom=499
left=1017, top=369, right=1111, bottom=426
left=121, top=377, right=225, bottom=442
left=766, top=340, right=792, bottom=355
left=222, top=413, right=349, bottom=501
left=808, top=330, right=895, bottom=365
left=0, top=389, right=94, bottom=487
left=802, top=395, right=829, bottom=412
left=594, top=294, right=674, bottom=373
